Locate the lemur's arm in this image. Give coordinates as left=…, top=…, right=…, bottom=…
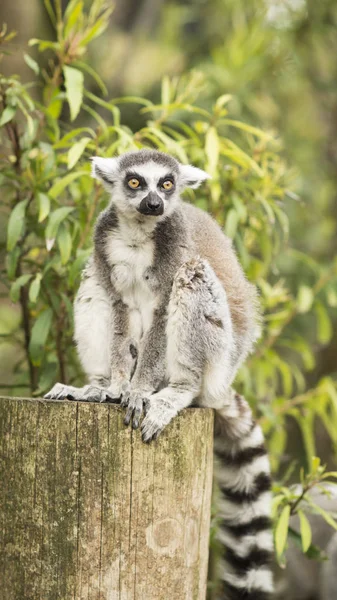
left=106, top=297, right=136, bottom=399
left=123, top=301, right=168, bottom=429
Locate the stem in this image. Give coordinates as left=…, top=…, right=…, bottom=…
left=19, top=284, right=38, bottom=392
left=41, top=282, right=67, bottom=384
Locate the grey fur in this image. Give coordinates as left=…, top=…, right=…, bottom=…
left=119, top=149, right=179, bottom=172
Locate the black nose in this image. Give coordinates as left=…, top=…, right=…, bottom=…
left=146, top=198, right=160, bottom=211
left=137, top=192, right=164, bottom=216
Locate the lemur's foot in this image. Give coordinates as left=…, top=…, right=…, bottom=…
left=122, top=389, right=149, bottom=430
left=44, top=383, right=81, bottom=400
left=141, top=395, right=177, bottom=443
left=73, top=384, right=111, bottom=402
left=44, top=383, right=115, bottom=403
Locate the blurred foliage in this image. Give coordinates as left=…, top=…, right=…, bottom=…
left=1, top=0, right=337, bottom=586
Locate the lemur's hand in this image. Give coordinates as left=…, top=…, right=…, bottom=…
left=141, top=395, right=177, bottom=443
left=106, top=378, right=130, bottom=403
left=122, top=387, right=152, bottom=430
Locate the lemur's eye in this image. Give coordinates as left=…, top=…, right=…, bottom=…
left=162, top=180, right=174, bottom=190
left=128, top=178, right=140, bottom=189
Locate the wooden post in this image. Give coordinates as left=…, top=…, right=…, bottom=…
left=0, top=397, right=214, bottom=600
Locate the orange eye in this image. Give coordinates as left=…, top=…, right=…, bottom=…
left=128, top=178, right=140, bottom=189
left=162, top=180, right=173, bottom=190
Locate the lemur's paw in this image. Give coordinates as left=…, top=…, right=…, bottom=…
left=122, top=389, right=149, bottom=429
left=44, top=383, right=79, bottom=400
left=107, top=380, right=130, bottom=403
left=141, top=396, right=177, bottom=443
left=76, top=384, right=111, bottom=403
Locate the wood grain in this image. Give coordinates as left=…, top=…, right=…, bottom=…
left=0, top=397, right=214, bottom=600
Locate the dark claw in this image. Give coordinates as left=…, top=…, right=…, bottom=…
left=132, top=418, right=139, bottom=430
left=66, top=393, right=75, bottom=401
left=124, top=407, right=133, bottom=426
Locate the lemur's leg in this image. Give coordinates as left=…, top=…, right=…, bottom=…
left=214, top=393, right=273, bottom=600
left=141, top=257, right=236, bottom=441
left=45, top=260, right=135, bottom=402
left=140, top=257, right=273, bottom=599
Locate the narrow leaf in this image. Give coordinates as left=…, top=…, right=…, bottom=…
left=224, top=209, right=239, bottom=239
left=29, top=273, right=42, bottom=303
left=49, top=170, right=88, bottom=199
left=298, top=510, right=312, bottom=552
left=57, top=224, right=72, bottom=265
left=29, top=308, right=53, bottom=366
left=10, top=274, right=32, bottom=303
left=67, top=137, right=90, bottom=169
left=24, top=53, right=39, bottom=75
left=0, top=106, right=16, bottom=127
left=205, top=126, right=219, bottom=174
left=45, top=207, right=75, bottom=248
left=315, top=301, right=332, bottom=344
left=38, top=192, right=50, bottom=223
left=275, top=505, right=291, bottom=559
left=63, top=66, right=84, bottom=121
left=297, top=285, right=314, bottom=314
left=7, top=199, right=28, bottom=251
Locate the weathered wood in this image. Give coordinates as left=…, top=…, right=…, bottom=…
left=0, top=397, right=214, bottom=600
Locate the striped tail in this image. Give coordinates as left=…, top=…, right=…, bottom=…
left=214, top=391, right=274, bottom=600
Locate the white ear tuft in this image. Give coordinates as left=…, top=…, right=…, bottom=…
left=91, top=157, right=119, bottom=188
left=179, top=164, right=211, bottom=189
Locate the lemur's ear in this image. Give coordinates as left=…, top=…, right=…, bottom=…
left=90, top=157, right=119, bottom=189
left=179, top=164, right=211, bottom=189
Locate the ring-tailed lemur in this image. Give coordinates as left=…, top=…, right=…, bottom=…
left=45, top=149, right=273, bottom=599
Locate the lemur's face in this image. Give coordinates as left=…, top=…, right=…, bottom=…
left=91, top=150, right=210, bottom=220
left=119, top=161, right=179, bottom=217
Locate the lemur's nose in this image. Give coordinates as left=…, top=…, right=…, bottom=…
left=146, top=192, right=161, bottom=211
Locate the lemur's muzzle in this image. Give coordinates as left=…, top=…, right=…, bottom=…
left=137, top=192, right=164, bottom=216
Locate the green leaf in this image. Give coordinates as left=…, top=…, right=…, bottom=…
left=275, top=504, right=291, bottom=559
left=6, top=246, right=21, bottom=280
left=205, top=126, right=219, bottom=174
left=215, top=94, right=232, bottom=111
left=10, top=274, right=32, bottom=303
left=24, top=53, right=39, bottom=75
left=288, top=527, right=325, bottom=561
left=0, top=106, right=16, bottom=127
left=7, top=199, right=28, bottom=251
left=57, top=224, right=72, bottom=265
left=224, top=209, right=239, bottom=239
left=79, top=13, right=112, bottom=47
left=49, top=170, right=88, bottom=199
left=161, top=76, right=171, bottom=105
left=29, top=308, right=53, bottom=366
left=315, top=301, right=332, bottom=344
left=45, top=207, right=75, bottom=249
left=298, top=510, right=312, bottom=552
left=307, top=498, right=337, bottom=532
left=37, top=192, right=50, bottom=223
left=64, top=0, right=83, bottom=37
left=67, top=137, right=91, bottom=169
left=297, top=285, right=314, bottom=313
left=63, top=66, right=84, bottom=121
left=29, top=273, right=42, bottom=303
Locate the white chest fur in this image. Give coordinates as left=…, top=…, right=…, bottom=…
left=105, top=223, right=158, bottom=342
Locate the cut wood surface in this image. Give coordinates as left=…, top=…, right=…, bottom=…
left=0, top=396, right=214, bottom=600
